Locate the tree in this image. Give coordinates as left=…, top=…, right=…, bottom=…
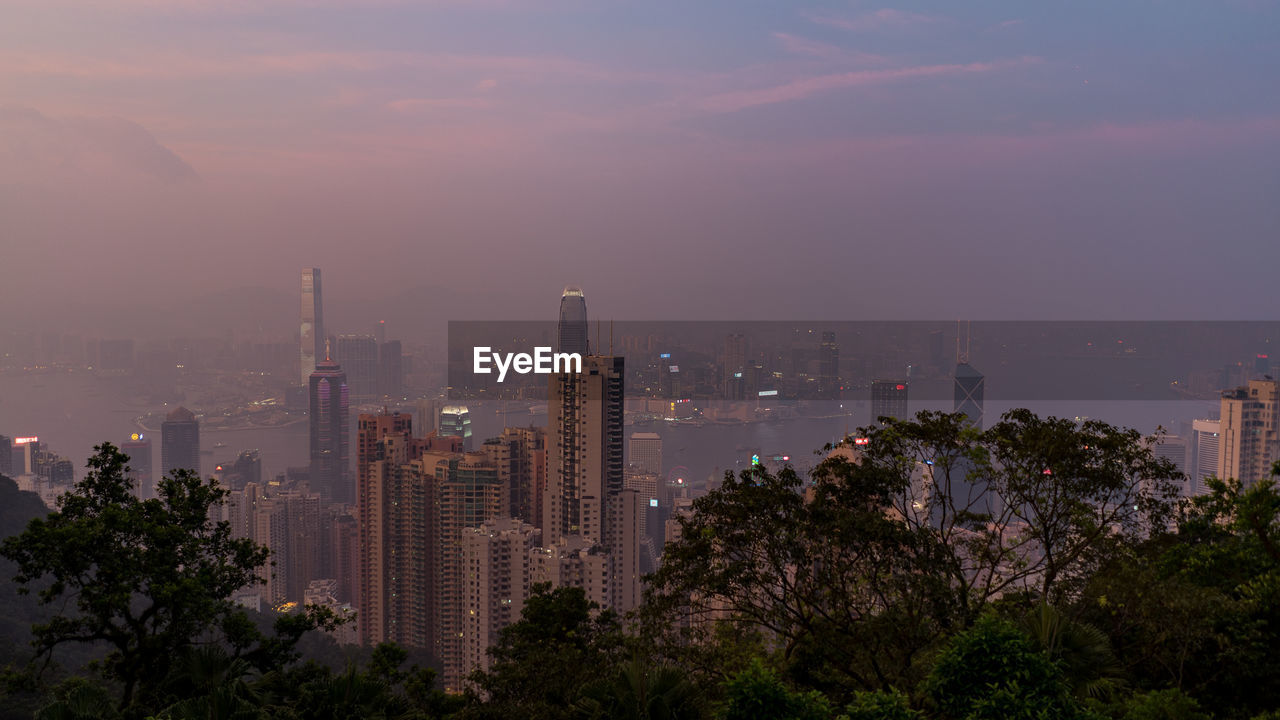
left=718, top=659, right=831, bottom=720
left=573, top=654, right=707, bottom=720
left=460, top=584, right=625, bottom=720
left=1, top=444, right=270, bottom=714
left=923, top=614, right=1089, bottom=720
left=643, top=411, right=1179, bottom=701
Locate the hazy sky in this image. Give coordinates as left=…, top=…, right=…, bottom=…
left=3, top=0, right=1278, bottom=338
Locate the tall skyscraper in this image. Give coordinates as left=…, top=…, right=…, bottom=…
left=557, top=286, right=589, bottom=356
left=482, top=427, right=548, bottom=528
left=954, top=363, right=984, bottom=428
left=1189, top=418, right=1221, bottom=496
left=629, top=432, right=663, bottom=475
left=460, top=518, right=541, bottom=684
left=1218, top=379, right=1280, bottom=486
left=335, top=334, right=379, bottom=400
left=439, top=405, right=473, bottom=451
left=545, top=354, right=625, bottom=545
left=724, top=334, right=748, bottom=400
left=377, top=340, right=403, bottom=399
left=160, top=406, right=200, bottom=479
left=0, top=435, right=13, bottom=478
left=309, top=353, right=351, bottom=503
left=300, top=268, right=325, bottom=385
left=871, top=380, right=909, bottom=425
left=121, top=433, right=153, bottom=499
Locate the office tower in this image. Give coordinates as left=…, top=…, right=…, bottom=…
left=482, top=427, right=548, bottom=528
left=724, top=334, right=748, bottom=399
left=439, top=405, right=473, bottom=451
left=359, top=432, right=433, bottom=648
left=121, top=433, right=153, bottom=499
left=818, top=331, right=839, bottom=399
left=871, top=380, right=909, bottom=425
left=1189, top=419, right=1221, bottom=496
left=415, top=398, right=439, bottom=436
left=331, top=512, right=360, bottom=605
left=300, top=268, right=325, bottom=385
left=629, top=432, right=663, bottom=475
left=430, top=451, right=504, bottom=691
left=0, top=435, right=11, bottom=478
left=459, top=518, right=541, bottom=685
left=954, top=363, right=984, bottom=428
left=161, top=406, right=200, bottom=479
left=375, top=319, right=387, bottom=346
left=377, top=340, right=403, bottom=398
left=558, top=286, right=589, bottom=356
left=545, top=355, right=625, bottom=545
left=1218, top=379, right=1280, bottom=486
left=335, top=334, right=379, bottom=400
left=309, top=354, right=351, bottom=503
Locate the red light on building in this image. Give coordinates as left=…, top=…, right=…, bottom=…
left=14, top=436, right=38, bottom=445
left=854, top=437, right=870, bottom=445
left=895, top=384, right=905, bottom=390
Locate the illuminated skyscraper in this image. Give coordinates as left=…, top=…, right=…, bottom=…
left=871, top=380, right=909, bottom=425
left=439, top=405, right=472, bottom=451
left=300, top=268, right=325, bottom=385
left=954, top=363, right=984, bottom=429
left=309, top=352, right=350, bottom=503
left=558, top=286, right=589, bottom=356
left=161, top=406, right=200, bottom=479
left=629, top=432, right=663, bottom=476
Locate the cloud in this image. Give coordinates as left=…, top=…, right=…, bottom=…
left=699, top=58, right=1035, bottom=113
left=386, top=97, right=494, bottom=112
left=0, top=105, right=197, bottom=183
left=771, top=32, right=890, bottom=65
left=806, top=8, right=946, bottom=32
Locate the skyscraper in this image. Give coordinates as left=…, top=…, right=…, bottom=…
left=545, top=354, right=625, bottom=545
left=300, top=268, right=325, bottom=385
left=557, top=286, right=589, bottom=356
left=309, top=353, right=351, bottom=503
left=629, top=432, right=663, bottom=475
left=871, top=380, right=909, bottom=425
left=335, top=334, right=379, bottom=400
left=161, top=406, right=200, bottom=479
left=1217, top=379, right=1280, bottom=486
left=439, top=405, right=473, bottom=451
left=1189, top=418, right=1221, bottom=496
left=121, top=433, right=153, bottom=499
left=0, top=435, right=13, bottom=478
left=954, top=363, right=984, bottom=428
left=377, top=340, right=403, bottom=398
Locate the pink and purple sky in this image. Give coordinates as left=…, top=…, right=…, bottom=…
left=3, top=1, right=1278, bottom=337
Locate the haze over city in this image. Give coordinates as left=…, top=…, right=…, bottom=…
left=3, top=2, right=1280, bottom=719
left=5, top=0, right=1280, bottom=340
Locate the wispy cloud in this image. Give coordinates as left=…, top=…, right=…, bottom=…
left=771, top=32, right=890, bottom=65
left=386, top=96, right=494, bottom=112
left=805, top=8, right=946, bottom=32
left=699, top=57, right=1036, bottom=113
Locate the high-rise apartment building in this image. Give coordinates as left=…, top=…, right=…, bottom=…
left=1218, top=379, right=1280, bottom=486
left=160, top=406, right=200, bottom=479
left=545, top=355, right=625, bottom=545
left=459, top=518, right=541, bottom=685
left=871, top=380, right=909, bottom=425
left=309, top=355, right=350, bottom=503
left=481, top=427, right=547, bottom=529
left=300, top=268, right=325, bottom=385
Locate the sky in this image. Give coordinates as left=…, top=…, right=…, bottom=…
left=2, top=0, right=1279, bottom=339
